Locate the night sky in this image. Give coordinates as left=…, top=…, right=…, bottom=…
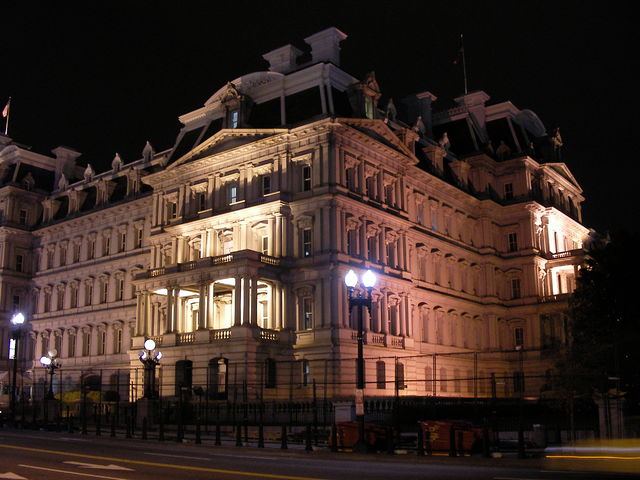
left=2, top=2, right=636, bottom=235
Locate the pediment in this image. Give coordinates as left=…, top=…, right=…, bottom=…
left=544, top=162, right=582, bottom=191
left=338, top=118, right=418, bottom=160
left=168, top=129, right=285, bottom=169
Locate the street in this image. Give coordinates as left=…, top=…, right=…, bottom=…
left=0, top=429, right=637, bottom=480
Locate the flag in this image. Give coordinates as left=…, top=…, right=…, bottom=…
left=2, top=97, right=9, bottom=118
left=452, top=34, right=464, bottom=65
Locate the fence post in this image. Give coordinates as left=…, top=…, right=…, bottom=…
left=305, top=425, right=313, bottom=452
left=448, top=425, right=457, bottom=457
left=417, top=424, right=425, bottom=456
left=386, top=426, right=394, bottom=455
left=482, top=427, right=490, bottom=458
left=235, top=423, right=242, bottom=447
left=125, top=412, right=131, bottom=439
left=258, top=424, right=264, bottom=448
left=331, top=424, right=338, bottom=452
left=195, top=418, right=201, bottom=444
left=215, top=421, right=221, bottom=446
left=280, top=425, right=288, bottom=450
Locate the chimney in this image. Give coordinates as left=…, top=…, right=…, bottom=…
left=404, top=91, right=437, bottom=137
left=304, top=27, right=348, bottom=66
left=262, top=44, right=303, bottom=74
left=52, top=146, right=82, bottom=185
left=423, top=145, right=446, bottom=175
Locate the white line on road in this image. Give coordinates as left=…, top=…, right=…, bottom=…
left=143, top=453, right=211, bottom=461
left=494, top=477, right=548, bottom=480
left=64, top=461, right=134, bottom=471
left=18, top=465, right=130, bottom=480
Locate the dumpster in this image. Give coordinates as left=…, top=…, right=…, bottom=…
left=419, top=420, right=484, bottom=454
left=330, top=421, right=392, bottom=451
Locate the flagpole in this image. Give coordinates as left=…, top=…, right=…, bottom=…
left=3, top=97, right=10, bottom=136
left=460, top=34, right=468, bottom=95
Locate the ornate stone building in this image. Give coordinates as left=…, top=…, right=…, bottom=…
left=1, top=27, right=588, bottom=402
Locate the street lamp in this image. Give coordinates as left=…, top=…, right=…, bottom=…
left=139, top=339, right=162, bottom=399
left=9, top=312, right=26, bottom=422
left=40, top=350, right=61, bottom=400
left=344, top=268, right=376, bottom=453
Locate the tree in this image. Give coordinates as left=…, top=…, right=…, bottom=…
left=559, top=231, right=640, bottom=426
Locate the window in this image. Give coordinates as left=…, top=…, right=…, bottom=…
left=302, top=165, right=312, bottom=191
left=514, top=327, right=524, bottom=348
left=364, top=97, right=374, bottom=119
left=440, top=367, right=448, bottom=392
left=115, top=277, right=124, bottom=301
left=12, top=295, right=20, bottom=312
left=103, top=235, right=111, bottom=256
left=511, top=278, right=521, bottom=299
left=302, top=297, right=313, bottom=330
left=261, top=175, right=271, bottom=196
left=68, top=334, right=76, bottom=357
left=19, top=209, right=27, bottom=225
left=88, top=238, right=95, bottom=259
left=98, top=330, right=107, bottom=355
left=346, top=168, right=355, bottom=190
left=119, top=232, right=126, bottom=252
left=168, top=201, right=178, bottom=220
left=59, top=247, right=66, bottom=266
left=47, top=250, right=54, bottom=269
left=395, top=362, right=406, bottom=390
left=175, top=360, right=193, bottom=397
left=85, top=283, right=93, bottom=306
left=508, top=233, right=518, bottom=252
left=196, top=192, right=206, bottom=212
left=15, top=254, right=23, bottom=273
left=301, top=359, right=310, bottom=387
left=513, top=371, right=525, bottom=393
left=134, top=227, right=143, bottom=248
left=302, top=228, right=312, bottom=257
left=101, top=279, right=109, bottom=303
left=82, top=331, right=91, bottom=356
left=70, top=285, right=78, bottom=308
left=230, top=110, right=239, bottom=129
left=114, top=329, right=122, bottom=354
left=44, top=291, right=51, bottom=312
left=453, top=368, right=461, bottom=393
left=261, top=236, right=269, bottom=255
left=265, top=358, right=277, bottom=388
left=208, top=358, right=228, bottom=400
left=376, top=361, right=386, bottom=389
left=504, top=183, right=514, bottom=200
left=73, top=243, right=80, bottom=263
left=57, top=288, right=64, bottom=310
left=8, top=338, right=16, bottom=360
left=228, top=181, right=238, bottom=204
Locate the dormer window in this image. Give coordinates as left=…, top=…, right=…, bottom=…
left=504, top=183, right=514, bottom=200
left=228, top=181, right=238, bottom=204
left=19, top=209, right=27, bottom=225
left=262, top=175, right=271, bottom=196
left=230, top=110, right=239, bottom=129
left=302, top=165, right=312, bottom=191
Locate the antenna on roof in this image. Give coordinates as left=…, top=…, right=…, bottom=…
left=453, top=34, right=468, bottom=95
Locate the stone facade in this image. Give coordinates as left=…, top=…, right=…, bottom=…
left=0, top=27, right=588, bottom=403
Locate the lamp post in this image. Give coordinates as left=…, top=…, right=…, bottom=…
left=40, top=350, right=61, bottom=400
left=344, top=268, right=376, bottom=453
left=9, top=312, right=26, bottom=422
left=139, top=339, right=162, bottom=399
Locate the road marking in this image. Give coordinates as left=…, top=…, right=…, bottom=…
left=494, top=478, right=547, bottom=480
left=64, top=461, right=134, bottom=471
left=0, top=444, right=327, bottom=480
left=144, top=453, right=211, bottom=461
left=18, top=465, right=129, bottom=480
left=0, top=473, right=28, bottom=480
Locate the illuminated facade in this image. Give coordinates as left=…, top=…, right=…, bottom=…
left=0, top=28, right=588, bottom=402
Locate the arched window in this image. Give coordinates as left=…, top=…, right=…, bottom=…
left=439, top=367, right=448, bottom=393
left=175, top=360, right=193, bottom=397
left=265, top=358, right=277, bottom=389
left=376, top=360, right=386, bottom=390
left=208, top=357, right=228, bottom=400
